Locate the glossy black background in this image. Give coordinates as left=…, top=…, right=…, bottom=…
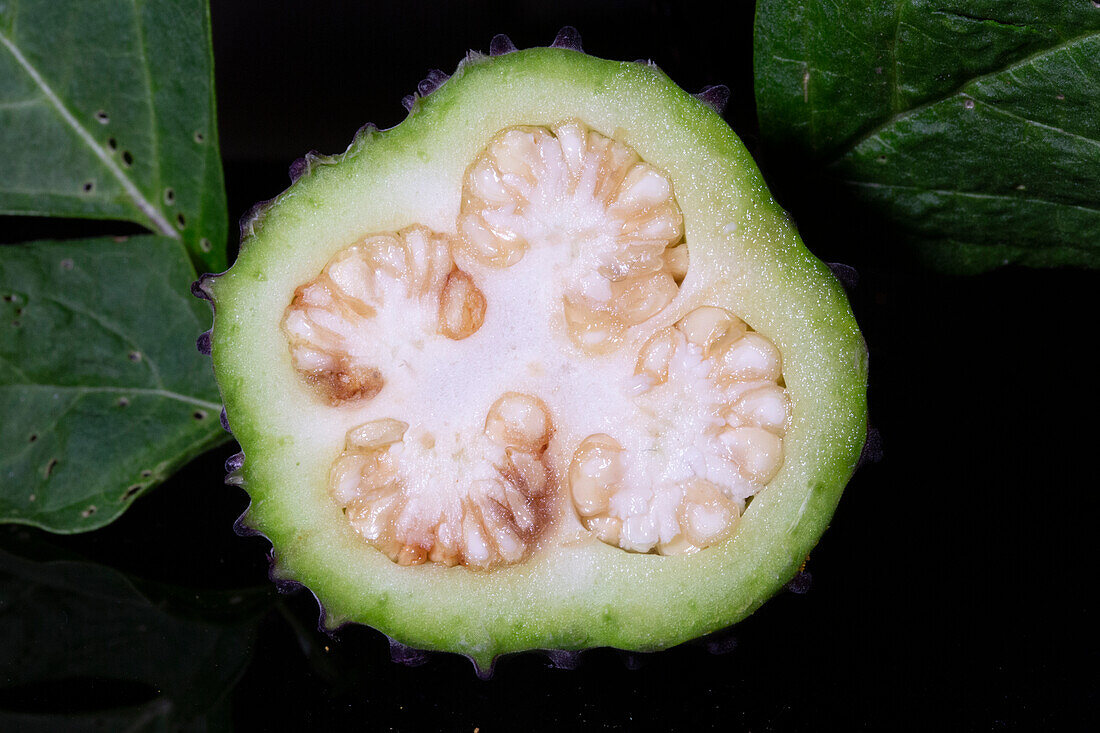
left=2, top=1, right=1095, bottom=730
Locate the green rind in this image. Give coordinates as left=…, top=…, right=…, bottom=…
left=208, top=48, right=868, bottom=671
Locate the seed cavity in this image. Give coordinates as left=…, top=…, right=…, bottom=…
left=456, top=120, right=687, bottom=353
left=281, top=122, right=789, bottom=569
left=282, top=225, right=485, bottom=405
left=330, top=392, right=552, bottom=569
left=568, top=306, right=791, bottom=555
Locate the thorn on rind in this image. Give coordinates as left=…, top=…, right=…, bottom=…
left=551, top=26, right=582, bottom=51
left=858, top=425, right=883, bottom=467
left=190, top=274, right=217, bottom=302
left=489, top=33, right=517, bottom=56
left=289, top=151, right=320, bottom=183
left=196, top=330, right=212, bottom=355
left=543, top=649, right=580, bottom=670
left=785, top=569, right=813, bottom=595
left=826, top=262, right=860, bottom=290
left=225, top=451, right=245, bottom=473
left=694, top=84, right=730, bottom=114
left=220, top=407, right=231, bottom=433
left=389, top=638, right=430, bottom=667
left=417, top=69, right=450, bottom=97
left=272, top=575, right=306, bottom=595
left=240, top=199, right=273, bottom=241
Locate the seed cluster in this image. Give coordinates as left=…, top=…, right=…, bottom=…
left=330, top=394, right=551, bottom=568
left=458, top=121, right=687, bottom=352
left=281, top=122, right=790, bottom=568
left=571, top=307, right=791, bottom=554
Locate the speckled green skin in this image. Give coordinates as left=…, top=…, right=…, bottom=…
left=206, top=46, right=868, bottom=672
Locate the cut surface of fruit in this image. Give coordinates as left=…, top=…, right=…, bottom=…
left=205, top=40, right=868, bottom=672
left=458, top=120, right=685, bottom=353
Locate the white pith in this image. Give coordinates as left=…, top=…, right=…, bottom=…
left=280, top=121, right=791, bottom=567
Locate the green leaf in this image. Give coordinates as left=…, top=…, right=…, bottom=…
left=754, top=0, right=1100, bottom=272
left=0, top=544, right=264, bottom=729
left=0, top=0, right=226, bottom=271
left=0, top=236, right=227, bottom=532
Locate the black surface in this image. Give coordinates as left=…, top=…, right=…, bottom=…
left=2, top=2, right=1095, bottom=730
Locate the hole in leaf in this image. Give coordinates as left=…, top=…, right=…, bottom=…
left=199, top=238, right=212, bottom=252
left=81, top=505, right=97, bottom=518
left=29, top=434, right=37, bottom=443
left=128, top=351, right=142, bottom=362
left=95, top=110, right=109, bottom=124
left=194, top=131, right=205, bottom=143
left=2, top=295, right=11, bottom=302
left=963, top=98, right=975, bottom=110
left=193, top=410, right=208, bottom=421
left=44, top=458, right=58, bottom=478
left=876, top=155, right=887, bottom=164
left=117, top=397, right=130, bottom=407
left=82, top=181, right=94, bottom=194
left=176, top=213, right=186, bottom=229
left=164, top=188, right=175, bottom=204
left=107, top=137, right=118, bottom=151
left=141, top=469, right=153, bottom=478
left=124, top=485, right=142, bottom=500
left=121, top=151, right=133, bottom=167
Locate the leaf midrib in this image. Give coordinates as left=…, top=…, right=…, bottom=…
left=829, top=29, right=1100, bottom=165
left=0, top=26, right=178, bottom=239
left=0, top=384, right=222, bottom=411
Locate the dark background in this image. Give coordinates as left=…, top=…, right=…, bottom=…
left=2, top=1, right=1096, bottom=729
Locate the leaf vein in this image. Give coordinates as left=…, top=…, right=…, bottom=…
left=39, top=294, right=166, bottom=390
left=0, top=27, right=177, bottom=239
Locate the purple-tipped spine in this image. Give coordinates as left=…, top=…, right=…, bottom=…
left=785, top=569, right=813, bottom=595
left=417, top=69, right=450, bottom=97
left=826, top=262, right=860, bottom=290
left=239, top=199, right=274, bottom=242
left=289, top=151, right=320, bottom=183
left=489, top=33, right=517, bottom=56
left=551, top=26, right=583, bottom=51
left=694, top=84, right=730, bottom=114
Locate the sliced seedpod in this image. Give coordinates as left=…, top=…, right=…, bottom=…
left=200, top=30, right=868, bottom=674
